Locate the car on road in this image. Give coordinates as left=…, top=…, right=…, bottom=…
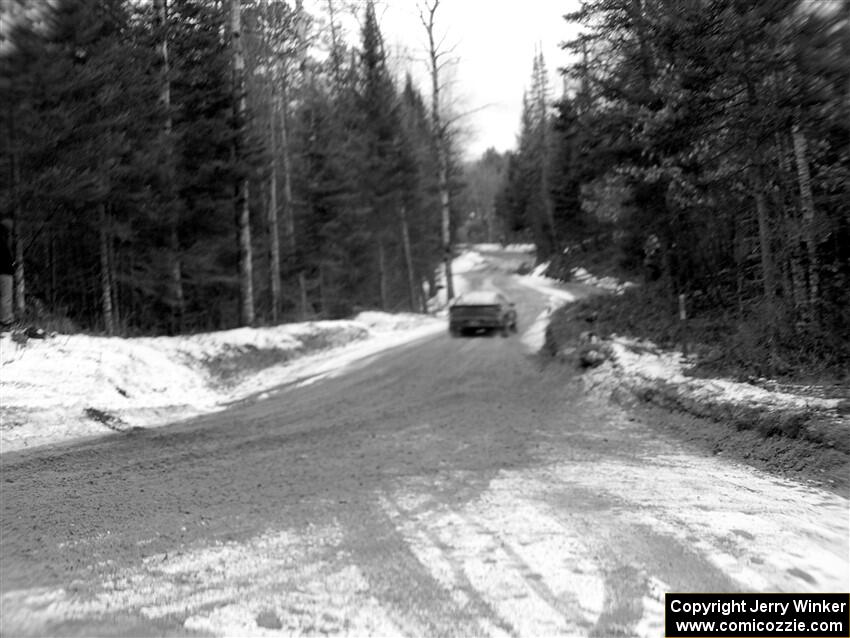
left=448, top=290, right=518, bottom=337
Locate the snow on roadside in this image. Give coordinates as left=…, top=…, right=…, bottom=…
left=452, top=250, right=488, bottom=274
left=0, top=312, right=443, bottom=453
left=526, top=260, right=636, bottom=295
left=527, top=259, right=847, bottom=450
left=600, top=336, right=844, bottom=413
left=468, top=243, right=536, bottom=253
left=516, top=261, right=580, bottom=353
left=577, top=335, right=848, bottom=450
left=518, top=263, right=579, bottom=304
left=569, top=267, right=636, bottom=294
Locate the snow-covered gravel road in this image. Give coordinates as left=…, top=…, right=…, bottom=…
left=1, top=250, right=847, bottom=637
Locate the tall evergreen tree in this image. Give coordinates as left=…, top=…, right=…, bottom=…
left=357, top=0, right=405, bottom=309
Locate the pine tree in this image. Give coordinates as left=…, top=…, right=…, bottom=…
left=164, top=0, right=243, bottom=331
left=357, top=0, right=405, bottom=309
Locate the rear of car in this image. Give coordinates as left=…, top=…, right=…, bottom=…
left=448, top=291, right=516, bottom=337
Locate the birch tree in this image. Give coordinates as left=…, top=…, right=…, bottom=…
left=419, top=0, right=454, bottom=301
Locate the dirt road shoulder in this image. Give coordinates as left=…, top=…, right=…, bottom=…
left=544, top=309, right=850, bottom=493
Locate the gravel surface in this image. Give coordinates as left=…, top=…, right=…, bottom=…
left=1, top=255, right=847, bottom=637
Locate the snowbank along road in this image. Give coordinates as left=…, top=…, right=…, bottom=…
left=1, top=248, right=848, bottom=637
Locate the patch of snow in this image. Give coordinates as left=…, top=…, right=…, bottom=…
left=530, top=262, right=549, bottom=278
left=520, top=307, right=560, bottom=355
left=452, top=250, right=488, bottom=274
left=353, top=311, right=436, bottom=333
left=225, top=317, right=445, bottom=396
left=0, top=313, right=443, bottom=453
left=471, top=243, right=536, bottom=253
left=382, top=481, right=605, bottom=637
left=600, top=336, right=844, bottom=413
left=514, top=261, right=581, bottom=353
left=563, top=454, right=850, bottom=593
left=381, top=445, right=847, bottom=635
left=570, top=267, right=636, bottom=294
left=524, top=261, right=635, bottom=295
left=526, top=261, right=841, bottom=419
left=469, top=243, right=502, bottom=252
left=516, top=276, right=578, bottom=304
left=3, top=525, right=402, bottom=638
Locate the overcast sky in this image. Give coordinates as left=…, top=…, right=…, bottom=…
left=370, top=1, right=582, bottom=159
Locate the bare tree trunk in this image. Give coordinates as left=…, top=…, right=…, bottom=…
left=261, top=0, right=282, bottom=324
left=319, top=260, right=327, bottom=318
left=98, top=203, right=115, bottom=336
left=745, top=84, right=778, bottom=332
left=129, top=251, right=137, bottom=323
left=231, top=0, right=254, bottom=326
left=486, top=202, right=494, bottom=244
left=108, top=209, right=120, bottom=329
left=50, top=227, right=56, bottom=309
left=791, top=120, right=819, bottom=312
left=298, top=272, right=308, bottom=319
left=279, top=78, right=307, bottom=320
left=378, top=239, right=387, bottom=311
left=753, top=168, right=777, bottom=307
left=774, top=132, right=806, bottom=313
left=420, top=0, right=454, bottom=302
left=169, top=225, right=184, bottom=331
left=13, top=220, right=24, bottom=318
left=236, top=183, right=254, bottom=326
left=154, top=0, right=184, bottom=333
left=8, top=105, right=25, bottom=319
left=280, top=80, right=294, bottom=302
left=159, top=0, right=184, bottom=333
left=438, top=168, right=454, bottom=301
left=268, top=87, right=281, bottom=323
left=399, top=205, right=418, bottom=311
left=788, top=251, right=806, bottom=311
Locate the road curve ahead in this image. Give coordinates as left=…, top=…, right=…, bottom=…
left=2, top=252, right=848, bottom=637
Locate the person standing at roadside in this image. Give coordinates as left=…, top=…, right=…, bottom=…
left=0, top=218, right=14, bottom=329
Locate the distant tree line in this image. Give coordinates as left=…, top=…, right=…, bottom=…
left=1, top=0, right=454, bottom=334
left=493, top=0, right=849, bottom=370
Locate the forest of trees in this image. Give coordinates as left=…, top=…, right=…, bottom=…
left=1, top=0, right=458, bottom=334
left=3, top=0, right=848, bottom=372
left=496, top=0, right=849, bottom=371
